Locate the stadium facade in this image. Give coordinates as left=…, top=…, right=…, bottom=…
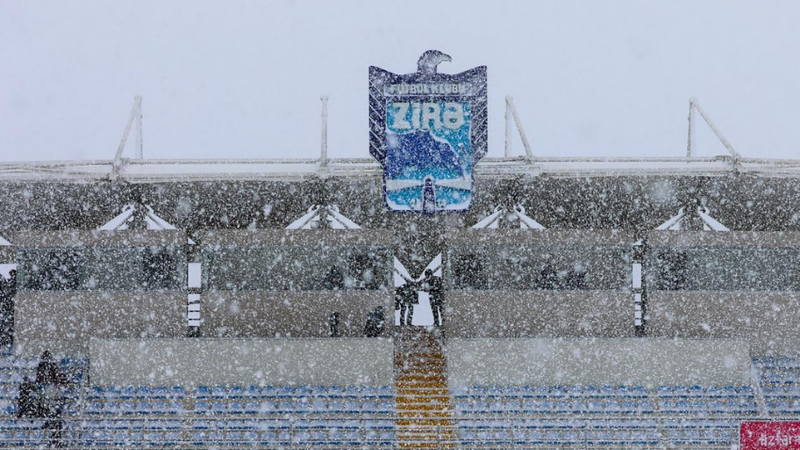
left=2, top=54, right=800, bottom=449
left=1, top=153, right=800, bottom=448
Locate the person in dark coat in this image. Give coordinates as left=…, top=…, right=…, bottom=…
left=17, top=376, right=38, bottom=418
left=537, top=264, right=560, bottom=290
left=36, top=351, right=68, bottom=387
left=36, top=350, right=69, bottom=447
left=0, top=270, right=14, bottom=347
left=396, top=282, right=419, bottom=326
left=329, top=312, right=340, bottom=337
left=423, top=270, right=444, bottom=327
left=323, top=265, right=345, bottom=290
left=363, top=306, right=385, bottom=337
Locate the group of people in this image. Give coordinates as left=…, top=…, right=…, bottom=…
left=395, top=269, right=444, bottom=327
left=18, top=351, right=70, bottom=447
left=326, top=270, right=444, bottom=338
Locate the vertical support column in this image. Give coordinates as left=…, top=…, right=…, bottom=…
left=504, top=97, right=513, bottom=158
left=134, top=95, right=143, bottom=160
left=504, top=96, right=534, bottom=162
left=187, top=242, right=202, bottom=337
left=686, top=98, right=695, bottom=158
left=320, top=96, right=329, bottom=168
left=632, top=238, right=648, bottom=337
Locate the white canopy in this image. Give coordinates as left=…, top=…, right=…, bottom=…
left=286, top=205, right=361, bottom=230
left=98, top=204, right=178, bottom=231
left=472, top=205, right=546, bottom=230
left=656, top=206, right=729, bottom=231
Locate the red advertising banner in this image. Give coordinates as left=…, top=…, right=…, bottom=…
left=741, top=421, right=800, bottom=449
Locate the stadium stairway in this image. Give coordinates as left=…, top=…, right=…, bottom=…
left=394, top=327, right=455, bottom=448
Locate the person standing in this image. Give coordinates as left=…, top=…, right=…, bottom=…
left=329, top=312, right=340, bottom=337
left=424, top=270, right=444, bottom=327
left=36, top=351, right=69, bottom=448
left=0, top=269, right=15, bottom=347
left=397, top=281, right=419, bottom=326
left=363, top=306, right=385, bottom=337
left=17, top=376, right=38, bottom=418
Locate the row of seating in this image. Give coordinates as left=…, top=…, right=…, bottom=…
left=453, top=384, right=753, bottom=398
left=195, top=399, right=393, bottom=415
left=85, top=399, right=397, bottom=416
left=454, top=399, right=757, bottom=415
left=754, top=357, right=800, bottom=416
left=3, top=420, right=396, bottom=447
left=85, top=400, right=186, bottom=415
left=77, top=430, right=396, bottom=447
left=88, top=384, right=394, bottom=400
left=195, top=384, right=394, bottom=399
left=457, top=428, right=735, bottom=447
left=89, top=385, right=186, bottom=399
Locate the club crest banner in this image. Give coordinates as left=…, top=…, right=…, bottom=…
left=369, top=51, right=487, bottom=214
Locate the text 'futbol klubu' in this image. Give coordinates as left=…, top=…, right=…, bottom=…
left=369, top=50, right=487, bottom=214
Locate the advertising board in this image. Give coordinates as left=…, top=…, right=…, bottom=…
left=741, top=421, right=800, bottom=449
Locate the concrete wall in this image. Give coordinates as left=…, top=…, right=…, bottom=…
left=89, top=338, right=393, bottom=387
left=446, top=338, right=752, bottom=388
left=201, top=291, right=392, bottom=338
left=15, top=292, right=186, bottom=356
left=648, top=291, right=800, bottom=357
left=11, top=230, right=186, bottom=247
left=445, top=291, right=632, bottom=338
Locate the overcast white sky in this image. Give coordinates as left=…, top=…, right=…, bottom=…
left=1, top=0, right=798, bottom=162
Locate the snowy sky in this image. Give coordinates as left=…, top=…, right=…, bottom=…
left=1, top=0, right=798, bottom=162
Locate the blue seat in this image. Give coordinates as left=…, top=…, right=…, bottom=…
left=504, top=399, right=522, bottom=413
left=210, top=401, right=226, bottom=415
left=310, top=399, right=327, bottom=412
left=85, top=401, right=104, bottom=415
left=550, top=386, right=567, bottom=397
left=135, top=401, right=153, bottom=414
left=211, top=386, right=228, bottom=399
left=259, top=400, right=277, bottom=413
left=136, top=386, right=153, bottom=398
left=604, top=400, right=622, bottom=413
left=553, top=401, right=571, bottom=414
left=565, top=385, right=582, bottom=396
left=229, top=386, right=244, bottom=398
left=194, top=401, right=209, bottom=414
left=276, top=386, right=294, bottom=396
left=118, top=400, right=137, bottom=415
left=244, top=401, right=260, bottom=414
left=244, top=386, right=261, bottom=398
left=150, top=401, right=168, bottom=414
left=119, top=386, right=136, bottom=399
left=522, top=400, right=551, bottom=413
left=229, top=401, right=244, bottom=414
left=152, top=386, right=171, bottom=398
left=687, top=385, right=704, bottom=396
left=89, top=386, right=104, bottom=398
left=261, top=386, right=278, bottom=397
left=570, top=401, right=587, bottom=413
left=196, top=386, right=211, bottom=399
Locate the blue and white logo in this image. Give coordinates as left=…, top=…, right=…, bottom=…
left=369, top=51, right=487, bottom=214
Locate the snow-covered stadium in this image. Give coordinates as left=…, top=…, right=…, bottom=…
left=2, top=150, right=800, bottom=448
left=2, top=62, right=800, bottom=447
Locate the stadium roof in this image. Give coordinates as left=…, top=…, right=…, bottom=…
left=2, top=156, right=800, bottom=183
